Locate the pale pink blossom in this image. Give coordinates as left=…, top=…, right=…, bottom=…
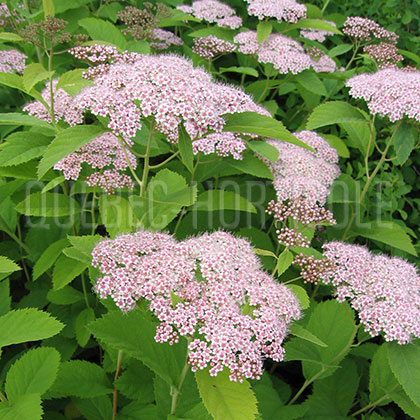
left=192, top=35, right=236, bottom=59
left=363, top=42, right=403, bottom=68
left=150, top=28, right=183, bottom=50
left=0, top=49, right=26, bottom=74
left=92, top=230, right=301, bottom=381
left=245, top=0, right=306, bottom=23
left=300, top=20, right=336, bottom=42
left=342, top=16, right=398, bottom=44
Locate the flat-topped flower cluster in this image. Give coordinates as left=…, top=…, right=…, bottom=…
left=92, top=230, right=301, bottom=381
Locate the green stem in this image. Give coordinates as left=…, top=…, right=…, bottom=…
left=118, top=136, right=143, bottom=190
left=345, top=42, right=360, bottom=71
left=140, top=120, right=156, bottom=197
left=16, top=220, right=30, bottom=282
left=171, top=339, right=192, bottom=416
left=112, top=350, right=124, bottom=420
left=91, top=190, right=97, bottom=236
left=47, top=46, right=56, bottom=126
left=341, top=120, right=401, bottom=241
left=81, top=272, right=90, bottom=308
left=287, top=323, right=360, bottom=405
left=2, top=224, right=31, bottom=253
left=257, top=75, right=271, bottom=103
left=349, top=384, right=400, bottom=417
left=149, top=151, right=180, bottom=169
left=320, top=0, right=331, bottom=14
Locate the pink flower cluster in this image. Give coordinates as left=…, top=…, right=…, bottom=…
left=193, top=132, right=246, bottom=159
left=307, top=47, right=337, bottom=73
left=53, top=132, right=136, bottom=194
left=245, top=0, right=306, bottom=23
left=342, top=16, right=398, bottom=44
left=265, top=131, right=340, bottom=204
left=150, top=28, right=183, bottom=50
left=0, top=49, right=26, bottom=74
left=177, top=0, right=242, bottom=29
left=0, top=2, right=24, bottom=26
left=363, top=42, right=403, bottom=68
left=300, top=21, right=336, bottom=42
left=192, top=35, right=236, bottom=59
left=69, top=53, right=268, bottom=153
left=234, top=32, right=336, bottom=74
left=320, top=242, right=420, bottom=345
left=92, top=230, right=301, bottom=381
left=346, top=67, right=420, bottom=122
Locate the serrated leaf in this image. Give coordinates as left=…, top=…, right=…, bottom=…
left=0, top=256, right=21, bottom=274
left=41, top=176, right=65, bottom=193
left=0, top=132, right=51, bottom=167
left=52, top=254, right=88, bottom=290
left=88, top=310, right=187, bottom=387
left=23, top=63, right=54, bottom=93
left=289, top=324, right=327, bottom=347
left=393, top=121, right=417, bottom=165
left=16, top=192, right=81, bottom=217
left=223, top=112, right=312, bottom=150
left=247, top=140, right=279, bottom=162
left=79, top=17, right=127, bottom=49
left=0, top=33, right=23, bottom=42
left=33, top=238, right=69, bottom=280
left=219, top=67, right=259, bottom=78
left=286, top=285, right=309, bottom=310
left=178, top=124, right=194, bottom=173
left=295, top=70, right=327, bottom=96
left=306, top=101, right=367, bottom=130
left=387, top=340, right=420, bottom=408
left=55, top=69, right=93, bottom=96
left=73, top=396, right=113, bottom=420
left=67, top=235, right=101, bottom=256
left=5, top=347, right=60, bottom=401
left=193, top=190, right=256, bottom=213
left=0, top=308, right=63, bottom=348
left=48, top=360, right=112, bottom=398
left=195, top=369, right=258, bottom=420
left=228, top=153, right=273, bottom=179
left=47, top=286, right=83, bottom=305
left=0, top=394, right=43, bottom=420
left=353, top=221, right=416, bottom=256
left=38, top=125, right=105, bottom=179
left=130, top=169, right=197, bottom=230
left=99, top=195, right=135, bottom=238
left=257, top=21, right=272, bottom=43
left=0, top=113, right=54, bottom=132
left=75, top=308, right=95, bottom=347
left=275, top=249, right=293, bottom=276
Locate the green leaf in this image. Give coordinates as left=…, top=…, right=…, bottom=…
left=73, top=396, right=113, bottom=420
left=228, top=153, right=273, bottom=179
left=188, top=27, right=234, bottom=42
left=286, top=19, right=342, bottom=34
left=0, top=280, right=10, bottom=316
left=130, top=169, right=197, bottom=230
left=0, top=72, right=24, bottom=90
left=0, top=132, right=51, bottom=167
left=42, top=0, right=55, bottom=17
left=52, top=254, right=88, bottom=290
left=193, top=190, right=256, bottom=213
left=275, top=249, right=293, bottom=276
left=195, top=369, right=258, bottom=420
left=289, top=323, right=327, bottom=347
left=306, top=101, right=367, bottom=130
left=284, top=301, right=357, bottom=380
left=23, top=63, right=54, bottom=93
left=328, top=44, right=353, bottom=57
left=286, top=285, right=309, bottom=310
left=223, top=112, right=312, bottom=150
left=79, top=17, right=127, bottom=49
left=5, top=347, right=60, bottom=401
left=353, top=221, right=416, bottom=256
left=251, top=373, right=284, bottom=420
left=295, top=70, right=327, bottom=96
left=99, top=195, right=135, bottom=238
left=88, top=310, right=187, bottom=387
left=322, top=134, right=350, bottom=158
left=246, top=140, right=279, bottom=162
left=178, top=124, right=194, bottom=173
left=33, top=238, right=69, bottom=280
left=398, top=49, right=420, bottom=65
left=48, top=360, right=112, bottom=398
left=257, top=21, right=272, bottom=43
left=75, top=307, right=95, bottom=347
left=253, top=248, right=277, bottom=258
left=0, top=256, right=21, bottom=274
left=219, top=67, right=259, bottom=78
left=67, top=235, right=101, bottom=256
left=41, top=176, right=65, bottom=193
left=0, top=394, right=43, bottom=420
left=0, top=113, right=54, bottom=132
left=16, top=192, right=81, bottom=217
left=0, top=308, right=63, bottom=348
left=47, top=286, right=83, bottom=305
left=393, top=121, right=417, bottom=165
left=38, top=125, right=105, bottom=179
left=0, top=33, right=23, bottom=42
left=55, top=69, right=93, bottom=96
left=304, top=358, right=359, bottom=417
left=387, top=340, right=420, bottom=407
